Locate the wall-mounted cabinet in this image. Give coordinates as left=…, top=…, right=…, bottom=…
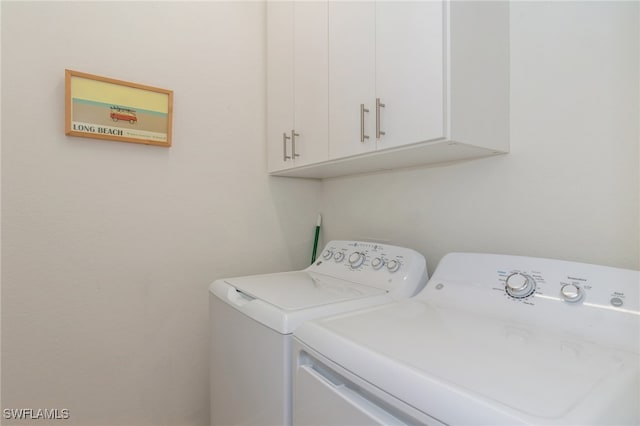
left=267, top=1, right=509, bottom=179
left=329, top=1, right=445, bottom=160
left=267, top=2, right=329, bottom=171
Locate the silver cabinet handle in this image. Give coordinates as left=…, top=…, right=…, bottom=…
left=283, top=132, right=291, bottom=161
left=376, top=98, right=385, bottom=139
left=291, top=130, right=300, bottom=159
left=360, top=104, right=369, bottom=142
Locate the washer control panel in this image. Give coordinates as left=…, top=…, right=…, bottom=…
left=308, top=240, right=428, bottom=299
left=317, top=242, right=412, bottom=274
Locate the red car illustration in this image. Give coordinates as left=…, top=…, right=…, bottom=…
left=110, top=106, right=137, bottom=124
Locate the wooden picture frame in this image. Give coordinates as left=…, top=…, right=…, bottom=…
left=65, top=69, right=173, bottom=147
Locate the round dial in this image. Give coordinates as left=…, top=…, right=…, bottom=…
left=333, top=252, right=345, bottom=262
left=322, top=250, right=333, bottom=260
left=348, top=252, right=365, bottom=269
left=386, top=259, right=401, bottom=273
left=371, top=257, right=385, bottom=270
left=505, top=273, right=536, bottom=298
left=561, top=284, right=583, bottom=303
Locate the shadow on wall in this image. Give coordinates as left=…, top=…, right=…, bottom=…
left=268, top=176, right=323, bottom=269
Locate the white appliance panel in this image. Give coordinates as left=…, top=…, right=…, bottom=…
left=293, top=253, right=640, bottom=425
left=293, top=341, right=444, bottom=426
left=210, top=292, right=290, bottom=426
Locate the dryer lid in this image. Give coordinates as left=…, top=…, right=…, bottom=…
left=225, top=271, right=387, bottom=311
left=295, top=299, right=640, bottom=425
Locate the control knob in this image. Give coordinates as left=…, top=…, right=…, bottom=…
left=560, top=284, right=584, bottom=303
left=333, top=252, right=345, bottom=263
left=322, top=250, right=333, bottom=260
left=386, top=259, right=401, bottom=273
left=371, top=257, right=385, bottom=270
left=505, top=273, right=536, bottom=298
left=348, top=252, right=365, bottom=269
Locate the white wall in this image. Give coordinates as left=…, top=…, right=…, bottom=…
left=321, top=1, right=639, bottom=275
left=1, top=2, right=320, bottom=425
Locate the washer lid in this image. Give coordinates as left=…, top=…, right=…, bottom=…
left=296, top=299, right=640, bottom=425
left=225, top=271, right=387, bottom=311
left=210, top=271, right=393, bottom=334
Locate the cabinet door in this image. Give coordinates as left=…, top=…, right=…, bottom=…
left=267, top=2, right=328, bottom=172
left=267, top=2, right=294, bottom=173
left=293, top=1, right=329, bottom=167
left=328, top=2, right=376, bottom=160
left=375, top=1, right=445, bottom=150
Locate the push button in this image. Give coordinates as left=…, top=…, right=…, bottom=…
left=610, top=297, right=623, bottom=307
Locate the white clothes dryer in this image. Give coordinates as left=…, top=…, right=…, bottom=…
left=293, top=253, right=640, bottom=425
left=209, top=240, right=427, bottom=426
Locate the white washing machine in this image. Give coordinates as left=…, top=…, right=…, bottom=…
left=293, top=253, right=640, bottom=425
left=209, top=240, right=427, bottom=426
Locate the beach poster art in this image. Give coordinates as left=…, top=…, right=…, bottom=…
left=65, top=70, right=173, bottom=147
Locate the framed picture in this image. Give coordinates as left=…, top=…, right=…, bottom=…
left=65, top=69, right=173, bottom=147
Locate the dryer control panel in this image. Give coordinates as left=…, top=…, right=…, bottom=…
left=308, top=240, right=428, bottom=299
left=422, top=252, right=639, bottom=351
left=494, top=265, right=635, bottom=310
